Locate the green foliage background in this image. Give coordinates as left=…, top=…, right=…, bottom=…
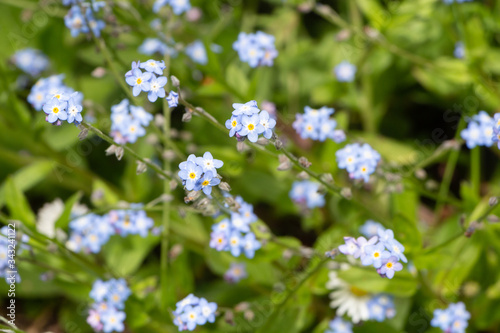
left=0, top=0, right=500, bottom=332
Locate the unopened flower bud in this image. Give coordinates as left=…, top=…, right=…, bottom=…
left=169, top=244, right=183, bottom=260
left=274, top=139, right=283, bottom=150
left=115, top=147, right=124, bottom=160
left=154, top=114, right=165, bottom=127
left=170, top=180, right=178, bottom=191
left=297, top=171, right=309, bottom=180
left=320, top=173, right=334, bottom=184
left=234, top=302, right=250, bottom=312
left=415, top=169, right=427, bottom=180
left=78, top=126, right=89, bottom=140
left=170, top=75, right=180, bottom=87
left=298, top=156, right=311, bottom=168
left=219, top=182, right=231, bottom=192
left=277, top=155, right=291, bottom=171
left=489, top=196, right=498, bottom=207
left=105, top=145, right=117, bottom=156
left=244, top=310, right=255, bottom=321
left=136, top=161, right=147, bottom=174
left=341, top=187, right=352, bottom=200
left=182, top=112, right=192, bottom=122
left=257, top=137, right=269, bottom=145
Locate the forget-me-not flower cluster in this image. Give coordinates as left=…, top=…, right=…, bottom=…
left=334, top=61, right=357, bottom=82
left=173, top=294, right=218, bottom=331
left=87, top=279, right=131, bottom=333
left=28, top=74, right=84, bottom=125
left=336, top=143, right=381, bottom=182
left=64, top=1, right=106, bottom=38
left=233, top=31, right=278, bottom=67
left=66, top=205, right=154, bottom=254
left=431, top=302, right=470, bottom=333
left=460, top=111, right=495, bottom=149
left=225, top=100, right=276, bottom=142
left=125, top=60, right=168, bottom=101
left=153, top=0, right=191, bottom=15
left=110, top=99, right=152, bottom=144
left=0, top=226, right=29, bottom=283
left=209, top=196, right=262, bottom=258
left=359, top=220, right=385, bottom=238
left=338, top=228, right=406, bottom=279
left=289, top=180, right=325, bottom=209
left=12, top=48, right=49, bottom=77
left=367, top=294, right=396, bottom=322
left=178, top=152, right=223, bottom=194
left=292, top=106, right=346, bottom=142
left=324, top=317, right=352, bottom=333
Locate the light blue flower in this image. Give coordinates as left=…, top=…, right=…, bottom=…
left=334, top=61, right=357, bottom=82
left=101, top=308, right=126, bottom=333
left=239, top=114, right=265, bottom=142
left=130, top=105, right=153, bottom=127
left=198, top=298, right=217, bottom=324
left=325, top=317, right=353, bottom=333
left=167, top=91, right=179, bottom=107
left=259, top=111, right=276, bottom=139
left=125, top=68, right=152, bottom=96
left=185, top=40, right=207, bottom=65
left=362, top=243, right=390, bottom=268
left=233, top=31, right=278, bottom=67
left=360, top=220, right=385, bottom=238
left=224, top=263, right=247, bottom=283
left=379, top=256, right=403, bottom=279
left=147, top=76, right=167, bottom=102
left=179, top=161, right=203, bottom=191
left=195, top=152, right=224, bottom=175
left=194, top=171, right=221, bottom=195
left=232, top=100, right=260, bottom=116
left=228, top=232, right=243, bottom=257
left=66, top=97, right=83, bottom=123
left=173, top=295, right=218, bottom=331
left=242, top=232, right=261, bottom=258
left=124, top=120, right=146, bottom=143
left=12, top=48, right=49, bottom=76
left=140, top=59, right=166, bottom=75
left=43, top=98, right=68, bottom=123
left=225, top=115, right=242, bottom=137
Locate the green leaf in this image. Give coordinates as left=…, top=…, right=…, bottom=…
left=337, top=266, right=418, bottom=297
left=225, top=63, right=249, bottom=99
left=55, top=191, right=84, bottom=230
left=3, top=177, right=35, bottom=227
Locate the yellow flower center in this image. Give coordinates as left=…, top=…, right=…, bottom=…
left=386, top=262, right=393, bottom=269
left=374, top=252, right=380, bottom=258
left=232, top=120, right=237, bottom=127
left=53, top=107, right=59, bottom=114
left=136, top=78, right=142, bottom=84
left=248, top=124, right=255, bottom=131
left=361, top=166, right=367, bottom=172
left=202, top=180, right=210, bottom=186
left=189, top=172, right=196, bottom=179
left=349, top=286, right=368, bottom=297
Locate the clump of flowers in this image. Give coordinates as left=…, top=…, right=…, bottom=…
left=125, top=60, right=167, bottom=101
left=153, top=0, right=191, bottom=15
left=334, top=61, right=356, bottom=82
left=224, top=263, right=247, bottom=283
left=87, top=279, right=131, bottom=332
left=185, top=40, right=208, bottom=65
left=66, top=205, right=154, bottom=253
left=367, top=294, right=396, bottom=321
left=336, top=143, right=381, bottom=182
left=178, top=152, right=223, bottom=194
left=233, top=31, right=278, bottom=67
left=209, top=196, right=261, bottom=258
left=64, top=1, right=106, bottom=38
left=225, top=100, right=276, bottom=143
left=11, top=48, right=49, bottom=77
left=338, top=228, right=406, bottom=279
left=27, top=74, right=84, bottom=125
left=292, top=106, right=346, bottom=142
left=443, top=0, right=472, bottom=4
left=0, top=226, right=29, bottom=283
left=431, top=302, right=470, bottom=333
left=110, top=99, right=152, bottom=144
left=173, top=294, right=218, bottom=331
left=326, top=269, right=397, bottom=323
left=460, top=111, right=494, bottom=149
left=324, top=317, right=352, bottom=333
left=289, top=180, right=325, bottom=209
